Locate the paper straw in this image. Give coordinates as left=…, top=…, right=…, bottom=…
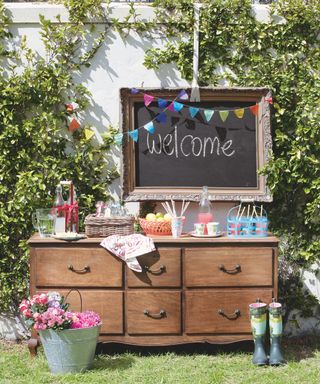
left=247, top=205, right=250, bottom=219
left=161, top=202, right=171, bottom=216
left=181, top=199, right=185, bottom=217
left=251, top=206, right=257, bottom=221
left=260, top=205, right=263, bottom=217
left=171, top=199, right=177, bottom=217
left=236, top=204, right=242, bottom=220
left=181, top=201, right=190, bottom=217
left=238, top=206, right=246, bottom=221
left=165, top=201, right=174, bottom=217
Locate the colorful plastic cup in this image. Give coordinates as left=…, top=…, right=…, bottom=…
left=207, top=222, right=219, bottom=236
left=171, top=217, right=184, bottom=238
left=194, top=223, right=205, bottom=236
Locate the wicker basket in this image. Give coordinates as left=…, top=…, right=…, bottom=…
left=84, top=214, right=135, bottom=238
left=139, top=218, right=172, bottom=236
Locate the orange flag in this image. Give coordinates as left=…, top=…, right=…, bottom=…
left=69, top=118, right=81, bottom=132
left=250, top=104, right=259, bottom=116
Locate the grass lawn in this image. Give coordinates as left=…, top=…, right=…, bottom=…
left=0, top=337, right=319, bottom=384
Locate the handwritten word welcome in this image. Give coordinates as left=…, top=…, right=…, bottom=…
left=147, top=126, right=235, bottom=158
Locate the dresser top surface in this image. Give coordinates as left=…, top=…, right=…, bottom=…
left=28, top=233, right=279, bottom=245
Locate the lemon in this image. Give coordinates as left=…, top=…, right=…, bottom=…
left=156, top=217, right=165, bottom=222
left=164, top=213, right=172, bottom=221
left=155, top=212, right=164, bottom=219
left=146, top=213, right=156, bottom=221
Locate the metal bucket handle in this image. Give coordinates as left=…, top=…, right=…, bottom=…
left=64, top=288, right=83, bottom=312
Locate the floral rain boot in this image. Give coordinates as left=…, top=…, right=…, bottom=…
left=269, top=301, right=285, bottom=365
left=249, top=302, right=268, bottom=365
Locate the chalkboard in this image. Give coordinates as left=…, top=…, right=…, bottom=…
left=121, top=88, right=272, bottom=202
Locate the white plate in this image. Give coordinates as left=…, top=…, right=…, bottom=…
left=51, top=234, right=86, bottom=241
left=189, top=231, right=223, bottom=238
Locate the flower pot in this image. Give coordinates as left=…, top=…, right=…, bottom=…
left=38, top=325, right=100, bottom=374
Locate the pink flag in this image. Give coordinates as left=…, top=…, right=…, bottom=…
left=144, top=94, right=154, bottom=107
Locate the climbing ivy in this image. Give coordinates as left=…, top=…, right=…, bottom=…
left=141, top=0, right=320, bottom=318
left=0, top=0, right=118, bottom=311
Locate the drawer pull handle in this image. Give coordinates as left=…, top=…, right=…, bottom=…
left=144, top=265, right=166, bottom=275
left=219, top=264, right=241, bottom=274
left=143, top=309, right=166, bottom=319
left=68, top=265, right=90, bottom=274
left=218, top=308, right=241, bottom=320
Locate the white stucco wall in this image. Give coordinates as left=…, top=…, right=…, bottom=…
left=1, top=3, right=318, bottom=340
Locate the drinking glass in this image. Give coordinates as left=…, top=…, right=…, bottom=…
left=32, top=209, right=55, bottom=238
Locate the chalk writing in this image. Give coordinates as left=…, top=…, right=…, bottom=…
left=147, top=126, right=235, bottom=158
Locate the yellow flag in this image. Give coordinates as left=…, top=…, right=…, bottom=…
left=234, top=108, right=245, bottom=119
left=84, top=128, right=94, bottom=141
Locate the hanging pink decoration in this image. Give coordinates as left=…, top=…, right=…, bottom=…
left=144, top=94, right=154, bottom=107
left=167, top=102, right=175, bottom=112
left=265, top=96, right=273, bottom=104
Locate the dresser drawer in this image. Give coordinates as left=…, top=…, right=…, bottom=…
left=185, top=289, right=273, bottom=334
left=185, top=248, right=273, bottom=287
left=127, top=291, right=181, bottom=334
left=38, top=289, right=124, bottom=335
left=127, top=248, right=181, bottom=287
left=35, top=248, right=123, bottom=287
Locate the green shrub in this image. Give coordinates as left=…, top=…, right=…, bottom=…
left=0, top=0, right=118, bottom=311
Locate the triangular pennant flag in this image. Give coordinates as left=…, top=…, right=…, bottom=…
left=234, top=108, right=245, bottom=119
left=250, top=104, right=259, bottom=116
left=114, top=133, right=123, bottom=146
left=178, top=89, right=189, bottom=100
left=144, top=121, right=155, bottom=134
left=189, top=107, right=199, bottom=118
left=265, top=96, right=273, bottom=104
left=84, top=128, right=94, bottom=141
left=173, top=101, right=184, bottom=112
left=204, top=109, right=214, bottom=122
left=129, top=129, right=139, bottom=142
left=219, top=110, right=229, bottom=122
left=156, top=112, right=167, bottom=123
left=69, top=118, right=81, bottom=132
left=158, top=98, right=169, bottom=109
left=167, top=102, right=175, bottom=112
left=144, top=94, right=154, bottom=107
left=131, top=88, right=139, bottom=94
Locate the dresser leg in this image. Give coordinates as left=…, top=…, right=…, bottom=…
left=28, top=338, right=39, bottom=357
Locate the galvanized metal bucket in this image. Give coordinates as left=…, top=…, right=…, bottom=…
left=39, top=325, right=100, bottom=374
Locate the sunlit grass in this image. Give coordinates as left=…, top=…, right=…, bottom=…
left=0, top=337, right=319, bottom=384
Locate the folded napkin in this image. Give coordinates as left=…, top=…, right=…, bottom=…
left=100, top=234, right=156, bottom=272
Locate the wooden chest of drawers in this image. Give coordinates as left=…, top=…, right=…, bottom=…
left=28, top=234, right=278, bottom=353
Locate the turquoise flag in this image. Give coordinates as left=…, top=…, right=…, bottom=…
left=173, top=101, right=184, bottom=112
left=114, top=133, right=123, bottom=145
left=144, top=121, right=155, bottom=134
left=189, top=107, right=199, bottom=118
left=204, top=110, right=214, bottom=122
left=129, top=129, right=139, bottom=142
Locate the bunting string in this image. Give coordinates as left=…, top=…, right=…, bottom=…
left=114, top=88, right=271, bottom=145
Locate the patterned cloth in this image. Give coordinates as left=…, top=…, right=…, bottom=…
left=100, top=234, right=156, bottom=272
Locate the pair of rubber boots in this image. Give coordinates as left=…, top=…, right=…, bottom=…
left=249, top=300, right=285, bottom=366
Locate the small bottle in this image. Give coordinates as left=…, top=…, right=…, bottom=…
left=53, top=184, right=65, bottom=233
left=197, top=186, right=213, bottom=234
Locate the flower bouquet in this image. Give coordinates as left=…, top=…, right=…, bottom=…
left=19, top=292, right=101, bottom=374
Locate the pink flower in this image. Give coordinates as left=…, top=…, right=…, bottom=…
left=22, top=309, right=32, bottom=318
left=39, top=293, right=48, bottom=305
left=19, top=299, right=30, bottom=313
